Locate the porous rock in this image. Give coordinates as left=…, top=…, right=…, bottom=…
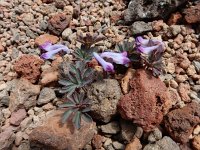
left=193, top=135, right=200, bottom=150
left=29, top=110, right=96, bottom=150
left=14, top=55, right=44, bottom=83
left=184, top=3, right=200, bottom=24
left=164, top=102, right=200, bottom=143
left=87, top=79, right=122, bottom=123
left=118, top=69, right=171, bottom=132
left=35, top=34, right=59, bottom=46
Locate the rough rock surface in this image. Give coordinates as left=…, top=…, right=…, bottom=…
left=14, top=55, right=44, bottom=83
left=41, top=0, right=54, bottom=3
left=48, top=13, right=71, bottom=35
left=125, top=137, right=142, bottom=150
left=118, top=69, right=171, bottom=132
left=164, top=102, right=200, bottom=143
left=35, top=34, right=59, bottom=46
left=193, top=135, right=200, bottom=150
left=29, top=110, right=96, bottom=150
left=37, top=87, right=56, bottom=105
left=143, top=136, right=180, bottom=150
left=124, top=0, right=187, bottom=22
left=87, top=79, right=122, bottom=123
left=9, top=79, right=41, bottom=112
left=10, top=109, right=27, bottom=126
left=0, top=128, right=16, bottom=150
left=184, top=3, right=200, bottom=24
left=131, top=21, right=153, bottom=35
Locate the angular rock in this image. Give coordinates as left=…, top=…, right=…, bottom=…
left=164, top=102, right=200, bottom=143
left=9, top=79, right=41, bottom=112
left=125, top=137, right=142, bottom=150
left=131, top=21, right=153, bottom=35
left=167, top=12, right=182, bottom=25
left=178, top=83, right=191, bottom=102
left=124, top=0, right=187, bottom=22
left=144, top=136, right=180, bottom=150
left=118, top=69, right=172, bottom=132
left=14, top=55, right=44, bottom=83
left=184, top=3, right=200, bottom=24
left=148, top=128, right=162, bottom=143
left=0, top=42, right=4, bottom=52
left=87, top=79, right=122, bottom=123
left=40, top=70, right=59, bottom=86
left=37, top=87, right=56, bottom=105
left=29, top=110, right=96, bottom=150
left=35, top=34, right=59, bottom=46
left=0, top=128, right=16, bottom=150
left=112, top=141, right=125, bottom=150
left=92, top=134, right=104, bottom=149
left=48, top=13, right=71, bottom=35
left=193, top=135, right=200, bottom=150
left=100, top=121, right=120, bottom=134
left=10, top=109, right=27, bottom=126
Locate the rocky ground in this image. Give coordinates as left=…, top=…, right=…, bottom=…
left=0, top=0, right=200, bottom=150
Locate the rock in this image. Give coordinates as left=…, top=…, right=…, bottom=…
left=184, top=3, right=200, bottom=24
left=41, top=0, right=54, bottom=3
left=15, top=131, right=23, bottom=146
left=35, top=34, right=59, bottom=46
left=0, top=90, right=9, bottom=107
left=193, top=135, right=200, bottom=150
left=169, top=25, right=181, bottom=36
left=29, top=110, right=96, bottom=150
left=152, top=20, right=165, bottom=31
left=37, top=88, right=56, bottom=105
left=40, top=70, right=59, bottom=86
left=144, top=136, right=180, bottom=150
left=20, top=116, right=33, bottom=131
left=62, top=28, right=73, bottom=40
left=120, top=119, right=137, bottom=142
left=178, top=83, right=191, bottom=102
left=64, top=5, right=74, bottom=15
left=179, top=59, right=191, bottom=70
left=167, top=12, right=182, bottom=25
left=164, top=102, right=200, bottom=143
left=0, top=42, right=5, bottom=52
left=168, top=88, right=181, bottom=106
left=118, top=69, right=172, bottom=132
left=121, top=68, right=135, bottom=94
left=193, top=125, right=200, bottom=135
left=187, top=65, right=196, bottom=76
left=0, top=128, right=16, bottom=150
left=42, top=103, right=54, bottom=111
left=92, top=134, right=104, bottom=149
left=124, top=0, right=187, bottom=22
left=87, top=79, right=122, bottom=123
left=148, top=128, right=162, bottom=143
left=9, top=79, right=41, bottom=112
left=112, top=141, right=125, bottom=150
left=14, top=55, right=44, bottom=83
left=167, top=62, right=175, bottom=74
left=20, top=13, right=34, bottom=26
left=131, top=21, right=153, bottom=35
left=135, top=127, right=143, bottom=139
left=125, top=137, right=142, bottom=150
left=2, top=108, right=11, bottom=119
left=48, top=13, right=71, bottom=35
left=100, top=121, right=120, bottom=134
left=193, top=61, right=200, bottom=73
left=10, top=109, right=27, bottom=126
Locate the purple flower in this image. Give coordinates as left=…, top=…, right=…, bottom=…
left=93, top=52, right=114, bottom=73
left=39, top=41, right=70, bottom=59
left=100, top=51, right=130, bottom=65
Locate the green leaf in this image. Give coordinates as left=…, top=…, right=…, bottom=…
left=82, top=107, right=91, bottom=113
left=82, top=113, right=92, bottom=123
left=62, top=109, right=73, bottom=124
left=59, top=100, right=76, bottom=108
left=73, top=111, right=81, bottom=129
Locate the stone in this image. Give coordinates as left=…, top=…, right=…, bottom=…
left=0, top=90, right=9, bottom=107
left=112, top=141, right=125, bottom=150
left=193, top=61, right=200, bottom=73
left=125, top=137, right=142, bottom=150
left=169, top=25, right=181, bottom=36
left=15, top=131, right=23, bottom=146
left=167, top=12, right=182, bottom=25
left=135, top=127, right=143, bottom=139
left=2, top=108, right=11, bottom=119
left=87, top=79, right=122, bottom=123
left=100, top=121, right=120, bottom=134
left=35, top=34, right=59, bottom=46
left=148, top=128, right=162, bottom=143
left=168, top=88, right=181, bottom=106
left=118, top=69, right=172, bottom=132
left=0, top=128, right=16, bottom=150
left=131, top=21, right=153, bottom=35
left=29, top=110, right=96, bottom=150
left=121, top=68, right=135, bottom=94
left=144, top=136, right=180, bottom=150
left=179, top=59, right=191, bottom=70
left=62, top=28, right=73, bottom=40
left=48, top=13, right=71, bottom=35
left=41, top=0, right=54, bottom=3
left=164, top=102, right=200, bottom=143
left=20, top=116, right=33, bottom=131
left=14, top=55, right=44, bottom=83
left=192, top=135, right=200, bottom=150
left=92, top=134, right=104, bottom=149
left=124, top=0, right=187, bottom=22
left=193, top=125, right=200, bottom=135
left=40, top=70, right=59, bottom=86
left=120, top=119, right=137, bottom=142
left=184, top=3, right=200, bottom=24
left=37, top=88, right=56, bottom=105
left=10, top=109, right=27, bottom=126
left=0, top=42, right=5, bottom=52
left=167, top=62, right=175, bottom=74
left=9, top=79, right=41, bottom=112
left=178, top=83, right=191, bottom=102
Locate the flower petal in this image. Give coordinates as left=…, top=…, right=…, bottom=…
left=136, top=36, right=149, bottom=46
left=41, top=47, right=68, bottom=59
left=137, top=45, right=160, bottom=54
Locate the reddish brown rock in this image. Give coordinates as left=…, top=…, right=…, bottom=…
left=118, top=69, right=172, bottom=132
left=48, top=13, right=71, bottom=35
left=41, top=0, right=54, bottom=3
left=35, top=34, right=59, bottom=46
left=193, top=135, right=200, bottom=150
left=184, top=3, right=200, bottom=24
left=29, top=110, right=96, bottom=150
left=92, top=134, right=104, bottom=149
left=10, top=109, right=27, bottom=126
left=167, top=12, right=182, bottom=25
left=125, top=137, right=142, bottom=150
left=14, top=55, right=44, bottom=83
left=164, top=102, right=200, bottom=143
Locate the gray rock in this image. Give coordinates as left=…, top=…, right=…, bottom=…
left=120, top=119, right=137, bottom=142
left=26, top=29, right=37, bottom=39
left=39, top=20, right=48, bottom=31
left=0, top=128, right=16, bottom=150
left=131, top=21, right=153, bottom=35
left=62, top=28, right=73, bottom=40
left=124, top=0, right=187, bottom=22
left=37, top=88, right=56, bottom=105
left=192, top=85, right=200, bottom=92
left=0, top=90, right=9, bottom=106
left=148, top=128, right=162, bottom=143
left=87, top=79, right=122, bottom=123
left=100, top=121, right=120, bottom=134
left=144, top=136, right=180, bottom=150
left=112, top=141, right=125, bottom=150
left=193, top=61, right=200, bottom=73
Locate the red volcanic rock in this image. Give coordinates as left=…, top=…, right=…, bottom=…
left=184, top=3, right=200, bottom=24
left=14, top=55, right=44, bottom=83
left=118, top=69, right=172, bottom=132
left=164, top=102, right=200, bottom=143
left=48, top=13, right=71, bottom=35
left=92, top=134, right=104, bottom=149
